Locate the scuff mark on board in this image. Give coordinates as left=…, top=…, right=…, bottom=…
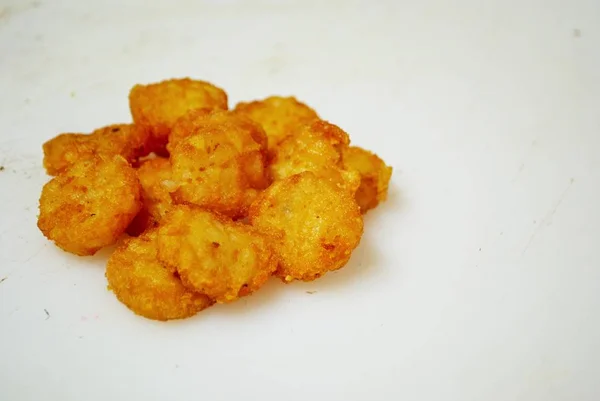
left=522, top=178, right=575, bottom=255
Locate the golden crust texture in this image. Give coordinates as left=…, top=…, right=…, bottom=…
left=37, top=155, right=142, bottom=256
left=341, top=146, right=393, bottom=213
left=234, top=96, right=319, bottom=148
left=106, top=229, right=213, bottom=321
left=42, top=124, right=150, bottom=176
left=249, top=171, right=363, bottom=282
left=157, top=206, right=278, bottom=303
left=126, top=157, right=175, bottom=236
left=166, top=108, right=268, bottom=153
left=129, top=78, right=228, bottom=153
left=270, top=120, right=360, bottom=193
left=169, top=112, right=269, bottom=218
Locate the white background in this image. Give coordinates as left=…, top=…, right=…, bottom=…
left=1, top=0, right=599, bottom=400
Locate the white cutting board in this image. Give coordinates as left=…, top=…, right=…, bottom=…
left=1, top=1, right=599, bottom=400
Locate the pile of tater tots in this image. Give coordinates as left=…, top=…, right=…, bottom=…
left=37, top=78, right=392, bottom=321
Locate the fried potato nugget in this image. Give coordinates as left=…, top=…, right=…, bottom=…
left=106, top=229, right=213, bottom=321
left=167, top=109, right=267, bottom=154
left=249, top=171, right=363, bottom=282
left=341, top=146, right=393, bottom=213
left=169, top=114, right=269, bottom=218
left=157, top=206, right=278, bottom=303
left=42, top=124, right=150, bottom=176
left=126, top=157, right=174, bottom=236
left=38, top=155, right=142, bottom=256
left=129, top=78, right=228, bottom=152
left=234, top=96, right=319, bottom=148
left=270, top=120, right=360, bottom=192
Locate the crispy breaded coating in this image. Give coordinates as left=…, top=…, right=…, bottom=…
left=270, top=120, right=348, bottom=178
left=138, top=157, right=174, bottom=217
left=169, top=114, right=269, bottom=218
left=341, top=146, right=393, bottom=213
left=37, top=155, right=142, bottom=256
left=166, top=108, right=212, bottom=153
left=249, top=171, right=363, bottom=282
left=157, top=206, right=277, bottom=303
left=270, top=120, right=360, bottom=192
left=126, top=157, right=174, bottom=236
left=42, top=124, right=150, bottom=176
left=234, top=96, right=319, bottom=148
left=167, top=109, right=267, bottom=154
left=129, top=78, right=228, bottom=153
left=106, top=229, right=213, bottom=321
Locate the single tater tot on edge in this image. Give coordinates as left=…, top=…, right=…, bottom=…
left=249, top=171, right=363, bottom=282
left=42, top=123, right=150, bottom=176
left=341, top=146, right=393, bottom=213
left=129, top=78, right=228, bottom=153
left=157, top=205, right=278, bottom=303
left=106, top=229, right=214, bottom=321
left=169, top=115, right=269, bottom=218
left=233, top=96, right=319, bottom=148
left=37, top=155, right=142, bottom=256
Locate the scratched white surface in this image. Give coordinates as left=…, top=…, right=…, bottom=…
left=1, top=0, right=599, bottom=400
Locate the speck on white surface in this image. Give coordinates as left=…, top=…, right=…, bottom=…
left=0, top=1, right=599, bottom=400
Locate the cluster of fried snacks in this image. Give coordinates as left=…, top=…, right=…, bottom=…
left=37, top=78, right=392, bottom=321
